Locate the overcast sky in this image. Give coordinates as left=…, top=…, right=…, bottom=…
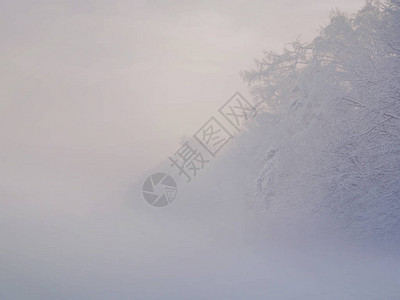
left=1, top=0, right=365, bottom=184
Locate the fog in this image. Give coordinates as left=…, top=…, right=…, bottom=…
left=5, top=1, right=398, bottom=299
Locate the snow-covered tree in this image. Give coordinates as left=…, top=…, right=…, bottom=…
left=242, top=0, right=400, bottom=247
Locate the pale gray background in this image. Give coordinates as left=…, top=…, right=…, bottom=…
left=1, top=1, right=369, bottom=299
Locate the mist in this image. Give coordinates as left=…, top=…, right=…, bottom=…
left=3, top=1, right=400, bottom=299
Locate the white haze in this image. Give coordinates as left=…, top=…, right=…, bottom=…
left=3, top=1, right=400, bottom=299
